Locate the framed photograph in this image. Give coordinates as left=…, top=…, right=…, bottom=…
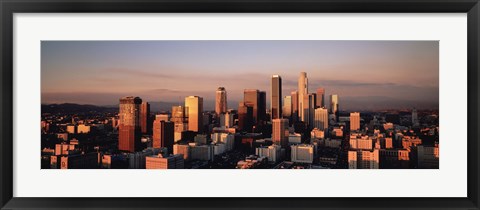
left=1, top=0, right=479, bottom=209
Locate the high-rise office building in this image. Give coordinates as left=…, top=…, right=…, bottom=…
left=258, top=91, right=267, bottom=123
left=215, top=87, right=227, bottom=116
left=314, top=107, right=329, bottom=131
left=140, top=102, right=150, bottom=134
left=185, top=96, right=203, bottom=133
left=118, top=96, right=142, bottom=153
left=171, top=106, right=188, bottom=142
left=302, top=93, right=316, bottom=128
left=271, top=75, right=282, bottom=120
left=330, top=94, right=339, bottom=121
left=153, top=119, right=174, bottom=153
left=298, top=72, right=308, bottom=121
left=244, top=89, right=266, bottom=125
left=283, top=96, right=292, bottom=119
left=244, top=89, right=259, bottom=123
left=291, top=91, right=299, bottom=122
left=272, top=118, right=289, bottom=148
left=350, top=112, right=360, bottom=131
left=316, top=88, right=325, bottom=108
left=238, top=102, right=254, bottom=132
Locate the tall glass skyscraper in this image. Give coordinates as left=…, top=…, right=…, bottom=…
left=298, top=72, right=308, bottom=122
left=185, top=96, right=203, bottom=133
left=316, top=88, right=325, bottom=108
left=271, top=75, right=282, bottom=120
left=215, top=87, right=227, bottom=116
left=118, top=96, right=142, bottom=152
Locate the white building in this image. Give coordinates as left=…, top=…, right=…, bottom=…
left=288, top=133, right=302, bottom=144
left=291, top=144, right=315, bottom=164
left=255, top=144, right=281, bottom=163
left=211, top=133, right=235, bottom=151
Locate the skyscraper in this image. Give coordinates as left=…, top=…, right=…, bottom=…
left=215, top=87, right=227, bottom=116
left=291, top=91, right=299, bottom=122
left=153, top=118, right=174, bottom=153
left=316, top=88, right=325, bottom=108
left=171, top=106, right=188, bottom=142
left=314, top=107, right=329, bottom=131
left=272, top=118, right=289, bottom=148
left=244, top=89, right=266, bottom=125
left=302, top=93, right=316, bottom=128
left=350, top=112, right=360, bottom=131
left=258, top=91, right=267, bottom=124
left=238, top=102, right=254, bottom=132
left=271, top=75, right=282, bottom=120
left=140, top=102, right=150, bottom=134
left=185, top=96, right=203, bottom=133
left=330, top=94, right=339, bottom=121
left=283, top=96, right=292, bottom=119
left=298, top=72, right=308, bottom=121
left=118, top=96, right=142, bottom=153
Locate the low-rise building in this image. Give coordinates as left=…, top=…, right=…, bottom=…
left=291, top=144, right=315, bottom=164
left=146, top=154, right=184, bottom=169
left=255, top=144, right=281, bottom=163
left=348, top=149, right=379, bottom=169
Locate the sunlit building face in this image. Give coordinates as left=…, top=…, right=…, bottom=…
left=118, top=96, right=142, bottom=153
left=215, top=87, right=228, bottom=116
left=185, top=96, right=203, bottom=133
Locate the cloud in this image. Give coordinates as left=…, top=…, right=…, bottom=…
left=103, top=67, right=173, bottom=78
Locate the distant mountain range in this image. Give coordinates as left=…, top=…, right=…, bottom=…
left=42, top=96, right=438, bottom=114
left=41, top=103, right=117, bottom=114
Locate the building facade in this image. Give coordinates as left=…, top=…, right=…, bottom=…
left=272, top=118, right=289, bottom=148
left=271, top=75, right=282, bottom=120
left=215, top=87, right=228, bottom=116
left=350, top=112, right=360, bottom=131
left=185, top=96, right=203, bottom=133
left=118, top=96, right=142, bottom=153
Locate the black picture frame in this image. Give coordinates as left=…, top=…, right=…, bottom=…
left=1, top=0, right=479, bottom=209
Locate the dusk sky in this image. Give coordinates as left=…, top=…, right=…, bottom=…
left=41, top=41, right=439, bottom=111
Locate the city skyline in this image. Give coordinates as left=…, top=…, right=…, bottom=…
left=41, top=41, right=439, bottom=111
left=41, top=41, right=439, bottom=170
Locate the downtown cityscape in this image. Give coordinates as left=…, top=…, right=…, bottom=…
left=41, top=41, right=439, bottom=169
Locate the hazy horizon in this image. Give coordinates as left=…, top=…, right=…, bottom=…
left=41, top=40, right=439, bottom=111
